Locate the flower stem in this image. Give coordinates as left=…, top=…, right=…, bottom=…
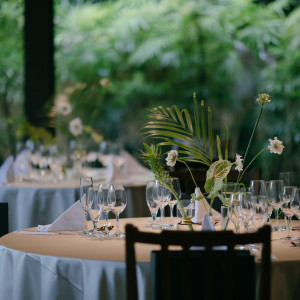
left=237, top=148, right=267, bottom=184
left=236, top=106, right=264, bottom=184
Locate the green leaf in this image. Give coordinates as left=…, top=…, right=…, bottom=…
left=216, top=135, right=222, bottom=160
left=201, top=100, right=207, bottom=152
left=193, top=92, right=201, bottom=143
left=173, top=106, right=185, bottom=128
left=182, top=109, right=193, bottom=134
left=208, top=106, right=213, bottom=161
left=206, top=160, right=232, bottom=181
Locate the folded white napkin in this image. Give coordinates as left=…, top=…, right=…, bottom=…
left=14, top=149, right=31, bottom=179
left=106, top=158, right=132, bottom=184
left=122, top=150, right=149, bottom=175
left=0, top=155, right=15, bottom=184
left=38, top=199, right=84, bottom=232
left=201, top=212, right=216, bottom=231
left=191, top=188, right=220, bottom=223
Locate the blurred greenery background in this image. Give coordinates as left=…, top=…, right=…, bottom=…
left=0, top=0, right=299, bottom=184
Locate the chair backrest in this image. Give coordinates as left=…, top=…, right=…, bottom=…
left=0, top=203, right=9, bottom=237
left=126, top=224, right=270, bottom=300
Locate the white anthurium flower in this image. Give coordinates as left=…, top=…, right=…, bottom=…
left=69, top=117, right=83, bottom=137
left=268, top=137, right=284, bottom=155
left=166, top=150, right=178, bottom=167
left=234, top=154, right=243, bottom=172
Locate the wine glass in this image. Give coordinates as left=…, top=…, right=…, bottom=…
left=80, top=176, right=93, bottom=235
left=291, top=187, right=300, bottom=242
left=167, top=177, right=181, bottom=228
left=252, top=195, right=269, bottom=230
left=221, top=182, right=241, bottom=206
left=279, top=172, right=292, bottom=186
left=228, top=193, right=243, bottom=233
left=249, top=180, right=267, bottom=197
left=111, top=185, right=127, bottom=238
left=269, top=180, right=284, bottom=231
left=153, top=180, right=171, bottom=228
left=87, top=187, right=102, bottom=237
left=98, top=183, right=116, bottom=236
left=238, top=192, right=255, bottom=233
left=146, top=180, right=160, bottom=229
left=281, top=186, right=297, bottom=239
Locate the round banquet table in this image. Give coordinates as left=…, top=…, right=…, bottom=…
left=0, top=218, right=300, bottom=300
left=0, top=169, right=154, bottom=232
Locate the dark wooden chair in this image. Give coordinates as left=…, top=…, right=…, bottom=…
left=126, top=224, right=271, bottom=300
left=0, top=203, right=9, bottom=237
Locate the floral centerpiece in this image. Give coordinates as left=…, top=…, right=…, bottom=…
left=140, top=93, right=284, bottom=231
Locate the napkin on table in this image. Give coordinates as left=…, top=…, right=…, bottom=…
left=122, top=150, right=149, bottom=175
left=0, top=155, right=15, bottom=184
left=106, top=158, right=132, bottom=184
left=38, top=199, right=84, bottom=232
left=191, top=187, right=221, bottom=223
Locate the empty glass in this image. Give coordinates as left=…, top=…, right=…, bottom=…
left=87, top=187, right=102, bottom=237
left=221, top=182, right=242, bottom=206
left=153, top=180, right=171, bottom=228
left=167, top=177, right=181, bottom=228
left=291, top=188, right=300, bottom=242
left=98, top=183, right=116, bottom=236
left=111, top=185, right=127, bottom=238
left=146, top=180, right=160, bottom=229
left=238, top=192, right=255, bottom=232
left=80, top=176, right=93, bottom=235
left=281, top=186, right=297, bottom=239
left=249, top=180, right=267, bottom=197
left=228, top=193, right=243, bottom=233
left=269, top=180, right=284, bottom=231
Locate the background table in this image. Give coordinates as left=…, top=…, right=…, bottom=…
left=0, top=218, right=299, bottom=300
left=0, top=170, right=154, bottom=232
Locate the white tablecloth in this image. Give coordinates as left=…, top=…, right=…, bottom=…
left=0, top=218, right=300, bottom=300
left=0, top=171, right=154, bottom=232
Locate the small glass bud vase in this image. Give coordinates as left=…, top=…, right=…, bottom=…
left=177, top=200, right=195, bottom=231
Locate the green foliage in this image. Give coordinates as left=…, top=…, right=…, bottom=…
left=0, top=0, right=299, bottom=184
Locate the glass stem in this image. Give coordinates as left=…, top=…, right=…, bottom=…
left=236, top=223, right=240, bottom=233
left=84, top=210, right=88, bottom=232
left=93, top=220, right=97, bottom=237
left=276, top=208, right=279, bottom=229
left=170, top=205, right=174, bottom=224
left=116, top=214, right=120, bottom=236
left=160, top=206, right=165, bottom=226
left=105, top=212, right=109, bottom=235
left=287, top=216, right=291, bottom=238
left=244, top=222, right=249, bottom=233
left=152, top=213, right=156, bottom=222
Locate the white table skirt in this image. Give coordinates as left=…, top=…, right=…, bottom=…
left=1, top=218, right=300, bottom=300
left=0, top=172, right=154, bottom=232
left=0, top=245, right=151, bottom=300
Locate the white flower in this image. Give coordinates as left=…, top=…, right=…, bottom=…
left=234, top=154, right=243, bottom=172
left=256, top=93, right=271, bottom=106
left=268, top=137, right=284, bottom=155
left=57, top=100, right=72, bottom=116
left=69, top=118, right=83, bottom=137
left=166, top=150, right=178, bottom=167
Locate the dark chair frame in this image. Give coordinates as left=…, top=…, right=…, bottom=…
left=126, top=224, right=271, bottom=300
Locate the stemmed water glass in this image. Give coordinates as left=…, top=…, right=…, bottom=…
left=291, top=187, right=300, bottom=243
left=167, top=177, right=181, bottom=228
left=153, top=180, right=171, bottom=228
left=228, top=193, right=243, bottom=233
left=146, top=180, right=160, bottom=229
left=269, top=180, right=284, bottom=231
left=238, top=192, right=255, bottom=233
left=80, top=176, right=93, bottom=235
left=221, top=182, right=242, bottom=205
left=111, top=185, right=127, bottom=238
left=251, top=195, right=269, bottom=230
left=87, top=187, right=102, bottom=237
left=98, top=183, right=116, bottom=236
left=281, top=186, right=297, bottom=239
